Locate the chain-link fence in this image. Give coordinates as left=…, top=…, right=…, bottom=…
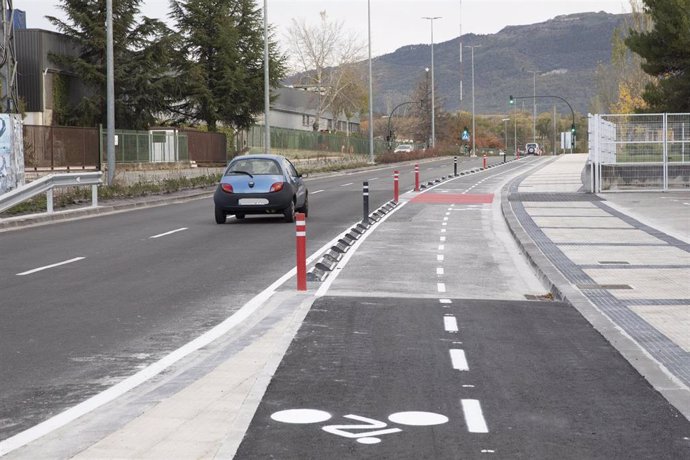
left=100, top=129, right=189, bottom=164
left=242, top=125, right=388, bottom=156
left=588, top=113, right=690, bottom=192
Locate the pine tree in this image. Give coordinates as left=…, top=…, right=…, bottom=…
left=626, top=0, right=690, bottom=112
left=48, top=0, right=175, bottom=129
left=169, top=0, right=285, bottom=132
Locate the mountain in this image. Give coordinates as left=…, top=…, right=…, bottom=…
left=368, top=12, right=627, bottom=116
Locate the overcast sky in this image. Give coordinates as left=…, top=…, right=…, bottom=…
left=21, top=1, right=631, bottom=56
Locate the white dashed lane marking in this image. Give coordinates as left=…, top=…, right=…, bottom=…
left=16, top=257, right=86, bottom=276
left=149, top=227, right=188, bottom=239
left=311, top=190, right=324, bottom=194
left=449, top=349, right=469, bottom=371
left=444, top=315, right=459, bottom=333
left=461, top=399, right=489, bottom=433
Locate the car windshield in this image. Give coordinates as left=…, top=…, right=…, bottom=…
left=227, top=159, right=281, bottom=176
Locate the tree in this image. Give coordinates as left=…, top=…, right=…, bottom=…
left=48, top=0, right=175, bottom=129
left=286, top=11, right=365, bottom=131
left=169, top=0, right=285, bottom=132
left=328, top=63, right=367, bottom=135
left=626, top=0, right=690, bottom=112
left=591, top=1, right=653, bottom=113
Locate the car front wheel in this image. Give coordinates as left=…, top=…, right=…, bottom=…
left=215, top=206, right=226, bottom=224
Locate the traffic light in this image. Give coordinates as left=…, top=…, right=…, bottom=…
left=509, top=95, right=515, bottom=105
left=571, top=123, right=576, bottom=135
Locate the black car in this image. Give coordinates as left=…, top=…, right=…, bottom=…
left=213, top=154, right=308, bottom=223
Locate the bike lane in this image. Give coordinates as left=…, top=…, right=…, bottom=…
left=235, top=163, right=690, bottom=459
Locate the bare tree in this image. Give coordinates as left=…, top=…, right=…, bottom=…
left=286, top=11, right=366, bottom=131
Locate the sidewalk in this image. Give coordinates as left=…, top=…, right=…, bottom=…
left=3, top=154, right=689, bottom=458
left=504, top=154, right=690, bottom=417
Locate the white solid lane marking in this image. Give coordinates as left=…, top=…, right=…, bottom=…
left=437, top=267, right=444, bottom=275
left=461, top=399, right=489, bottom=433
left=16, top=257, right=85, bottom=276
left=444, top=316, right=459, bottom=333
left=437, top=254, right=445, bottom=262
left=149, top=227, right=188, bottom=239
left=340, top=182, right=353, bottom=187
left=311, top=190, right=325, bottom=194
left=450, top=349, right=469, bottom=371
left=437, top=283, right=446, bottom=293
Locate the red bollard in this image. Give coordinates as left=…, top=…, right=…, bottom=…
left=295, top=212, right=307, bottom=291
left=394, top=170, right=399, bottom=203
left=483, top=154, right=487, bottom=169
left=414, top=164, right=420, bottom=191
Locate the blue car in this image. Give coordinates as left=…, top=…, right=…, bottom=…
left=213, top=154, right=308, bottom=223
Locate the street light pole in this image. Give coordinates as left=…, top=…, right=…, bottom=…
left=423, top=16, right=441, bottom=149
left=263, top=0, right=270, bottom=154
left=502, top=117, right=509, bottom=163
left=106, top=0, right=115, bottom=185
left=465, top=45, right=479, bottom=157
left=368, top=0, right=375, bottom=163
left=528, top=70, right=537, bottom=143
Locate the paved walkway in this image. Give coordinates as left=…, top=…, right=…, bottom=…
left=504, top=154, right=690, bottom=418
left=3, top=154, right=688, bottom=458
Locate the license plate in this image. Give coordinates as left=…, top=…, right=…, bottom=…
left=239, top=198, right=269, bottom=205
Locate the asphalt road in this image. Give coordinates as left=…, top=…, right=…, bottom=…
left=0, top=155, right=499, bottom=440
left=236, top=297, right=690, bottom=459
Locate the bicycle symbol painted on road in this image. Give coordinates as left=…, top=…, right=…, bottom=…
left=271, top=409, right=449, bottom=445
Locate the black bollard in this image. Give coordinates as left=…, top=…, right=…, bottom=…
left=362, top=181, right=370, bottom=225
left=454, top=156, right=458, bottom=176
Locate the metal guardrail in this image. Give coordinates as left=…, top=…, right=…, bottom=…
left=0, top=172, right=103, bottom=215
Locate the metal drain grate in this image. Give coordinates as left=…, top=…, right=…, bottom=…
left=576, top=284, right=633, bottom=290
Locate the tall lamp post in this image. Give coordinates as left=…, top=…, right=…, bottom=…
left=527, top=70, right=537, bottom=143
left=368, top=0, right=374, bottom=163
left=502, top=117, right=509, bottom=162
left=263, top=0, right=270, bottom=154
left=106, top=0, right=115, bottom=185
left=465, top=45, right=480, bottom=157
left=423, top=16, right=441, bottom=149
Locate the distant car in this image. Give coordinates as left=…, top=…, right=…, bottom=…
left=394, top=144, right=414, bottom=153
left=525, top=143, right=541, bottom=155
left=213, top=154, right=308, bottom=223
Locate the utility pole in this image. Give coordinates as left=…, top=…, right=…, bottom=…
left=0, top=0, right=18, bottom=113
left=423, top=16, right=441, bottom=149
left=106, top=0, right=115, bottom=185
left=263, top=0, right=270, bottom=154
left=527, top=70, right=537, bottom=143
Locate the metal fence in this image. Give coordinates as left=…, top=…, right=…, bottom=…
left=242, top=125, right=388, bottom=155
left=23, top=125, right=229, bottom=169
left=100, top=128, right=189, bottom=164
left=23, top=125, right=100, bottom=170
left=588, top=113, right=690, bottom=192
left=181, top=129, right=228, bottom=164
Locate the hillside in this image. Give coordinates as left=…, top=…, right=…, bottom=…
left=368, top=12, right=626, bottom=116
